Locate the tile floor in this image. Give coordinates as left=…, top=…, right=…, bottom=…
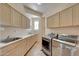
left=26, top=41, right=46, bottom=56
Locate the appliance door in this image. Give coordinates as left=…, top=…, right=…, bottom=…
left=42, top=39, right=50, bottom=50
left=42, top=37, right=52, bottom=56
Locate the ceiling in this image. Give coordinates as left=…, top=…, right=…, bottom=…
left=24, top=3, right=76, bottom=17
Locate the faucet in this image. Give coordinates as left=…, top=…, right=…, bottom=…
left=6, top=35, right=10, bottom=39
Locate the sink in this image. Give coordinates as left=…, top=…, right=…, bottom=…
left=59, top=39, right=76, bottom=43
left=1, top=37, right=21, bottom=43
left=58, top=35, right=78, bottom=43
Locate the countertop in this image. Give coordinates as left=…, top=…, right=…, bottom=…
left=0, top=33, right=38, bottom=48
left=53, top=38, right=78, bottom=47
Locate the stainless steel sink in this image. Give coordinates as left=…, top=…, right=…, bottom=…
left=59, top=38, right=77, bottom=43
left=1, top=37, right=21, bottom=43
left=58, top=34, right=78, bottom=43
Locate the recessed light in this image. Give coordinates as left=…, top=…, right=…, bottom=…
left=37, top=3, right=42, bottom=5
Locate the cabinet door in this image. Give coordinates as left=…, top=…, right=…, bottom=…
left=74, top=48, right=79, bottom=56
left=22, top=16, right=27, bottom=28
left=53, top=13, right=59, bottom=27
left=73, top=4, right=79, bottom=26
left=16, top=40, right=25, bottom=56
left=22, top=15, right=30, bottom=29
left=0, top=4, right=11, bottom=26
left=47, top=16, right=54, bottom=28
left=47, top=13, right=59, bottom=28
left=61, top=45, right=71, bottom=56
left=52, top=40, right=61, bottom=56
left=11, top=8, right=22, bottom=27
left=0, top=42, right=18, bottom=56
left=26, top=17, right=30, bottom=29
left=60, top=7, right=72, bottom=27
left=21, top=39, right=27, bottom=55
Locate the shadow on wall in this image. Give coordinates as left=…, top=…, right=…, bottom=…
left=0, top=27, right=32, bottom=41
left=45, top=26, right=79, bottom=35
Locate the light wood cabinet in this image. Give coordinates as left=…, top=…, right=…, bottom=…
left=73, top=4, right=79, bottom=26
left=0, top=3, right=30, bottom=28
left=52, top=40, right=61, bottom=56
left=0, top=4, right=11, bottom=26
left=17, top=40, right=26, bottom=56
left=60, top=7, right=73, bottom=27
left=11, top=8, right=22, bottom=27
left=73, top=48, right=79, bottom=56
left=47, top=7, right=73, bottom=28
left=47, top=13, right=59, bottom=28
left=26, top=17, right=30, bottom=29
left=62, top=47, right=71, bottom=56
left=21, top=15, right=27, bottom=28
left=0, top=41, right=18, bottom=56
left=0, top=34, right=38, bottom=56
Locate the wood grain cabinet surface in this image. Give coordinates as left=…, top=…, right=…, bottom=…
left=0, top=34, right=38, bottom=56
left=0, top=3, right=30, bottom=28
left=47, top=7, right=73, bottom=28
left=73, top=48, right=79, bottom=56
left=47, top=13, right=59, bottom=28
left=52, top=40, right=61, bottom=56
left=47, top=4, right=79, bottom=28
left=60, top=7, right=73, bottom=27
left=11, top=8, right=22, bottom=27
left=21, top=15, right=27, bottom=28
left=73, top=4, right=79, bottom=26
left=0, top=4, right=11, bottom=26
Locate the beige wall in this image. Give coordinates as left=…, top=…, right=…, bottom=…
left=38, top=17, right=45, bottom=42
left=40, top=17, right=45, bottom=36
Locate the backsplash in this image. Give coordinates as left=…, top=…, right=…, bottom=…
left=0, top=27, right=32, bottom=41
left=45, top=26, right=79, bottom=35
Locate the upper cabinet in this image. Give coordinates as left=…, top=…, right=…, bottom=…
left=21, top=15, right=27, bottom=28
left=73, top=4, right=79, bottom=26
left=47, top=13, right=59, bottom=28
left=0, top=4, right=11, bottom=26
left=47, top=4, right=79, bottom=28
left=21, top=15, right=30, bottom=29
left=26, top=17, right=30, bottom=29
left=47, top=7, right=73, bottom=28
left=60, top=7, right=73, bottom=27
left=0, top=3, right=30, bottom=29
left=11, top=8, right=22, bottom=27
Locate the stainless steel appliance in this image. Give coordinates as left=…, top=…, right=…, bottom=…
left=58, top=34, right=78, bottom=44
left=58, top=34, right=78, bottom=56
left=42, top=33, right=58, bottom=56
left=42, top=37, right=52, bottom=56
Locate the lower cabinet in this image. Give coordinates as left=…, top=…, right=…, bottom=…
left=16, top=39, right=26, bottom=56
left=52, top=40, right=78, bottom=56
left=0, top=34, right=38, bottom=56
left=52, top=47, right=61, bottom=56
left=73, top=47, right=79, bottom=56
left=52, top=40, right=61, bottom=56
left=0, top=42, right=18, bottom=56
left=62, top=47, right=71, bottom=56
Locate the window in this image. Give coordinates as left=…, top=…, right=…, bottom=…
left=34, top=21, right=39, bottom=31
